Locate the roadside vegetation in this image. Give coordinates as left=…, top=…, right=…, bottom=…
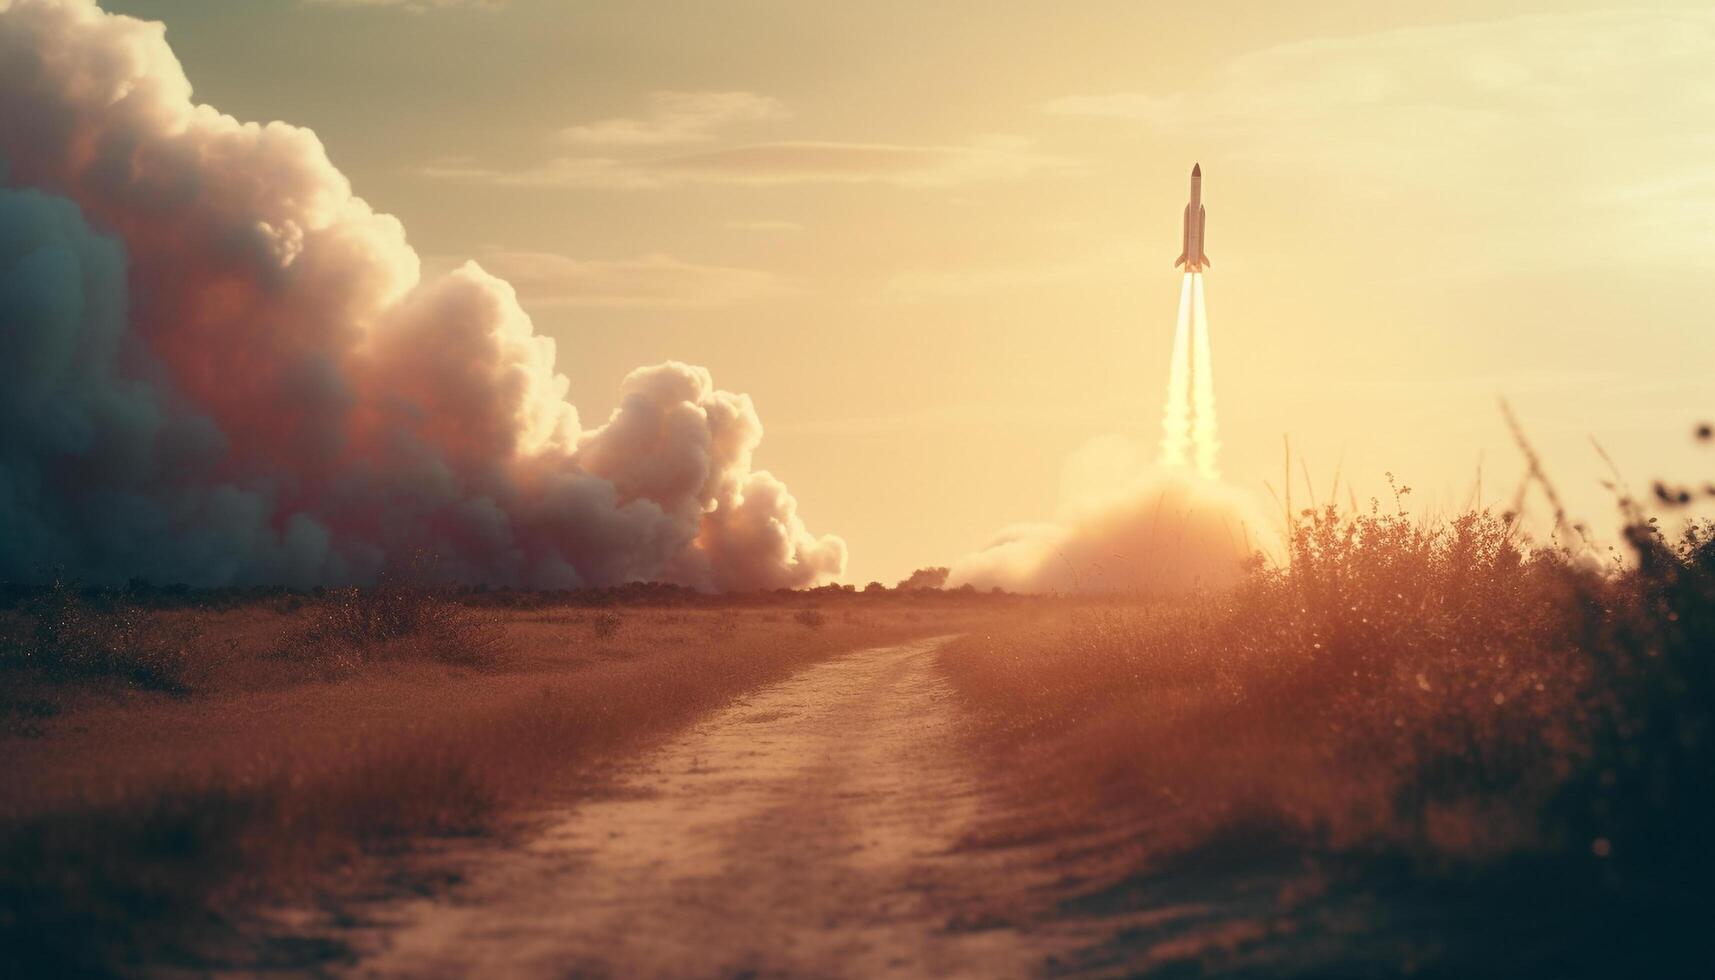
left=941, top=460, right=1714, bottom=976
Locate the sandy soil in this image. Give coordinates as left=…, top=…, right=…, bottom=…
left=338, top=638, right=1094, bottom=979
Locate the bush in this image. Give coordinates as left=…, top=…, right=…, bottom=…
left=589, top=609, right=625, bottom=640
left=710, top=610, right=742, bottom=637
left=286, top=583, right=502, bottom=667
left=0, top=580, right=201, bottom=693
left=793, top=608, right=825, bottom=630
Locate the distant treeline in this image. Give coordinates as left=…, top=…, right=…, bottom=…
left=0, top=567, right=1015, bottom=611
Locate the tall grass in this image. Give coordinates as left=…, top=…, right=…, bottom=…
left=940, top=498, right=1714, bottom=975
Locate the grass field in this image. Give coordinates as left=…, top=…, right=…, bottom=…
left=0, top=588, right=990, bottom=975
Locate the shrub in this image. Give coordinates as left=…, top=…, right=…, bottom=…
left=589, top=609, right=625, bottom=640
left=940, top=496, right=1715, bottom=975
left=793, top=608, right=826, bottom=630
left=286, top=583, right=502, bottom=667
left=0, top=580, right=201, bottom=693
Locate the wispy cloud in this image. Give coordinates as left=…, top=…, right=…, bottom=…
left=725, top=220, right=803, bottom=233
left=453, top=250, right=792, bottom=309
left=423, top=137, right=1073, bottom=190
left=425, top=87, right=1073, bottom=190
left=558, top=91, right=788, bottom=147
left=768, top=402, right=1126, bottom=437
left=883, top=242, right=1148, bottom=302
left=303, top=0, right=502, bottom=11
left=1047, top=11, right=1715, bottom=269
left=1045, top=12, right=1715, bottom=186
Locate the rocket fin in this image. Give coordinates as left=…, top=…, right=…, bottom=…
left=1174, top=252, right=1187, bottom=267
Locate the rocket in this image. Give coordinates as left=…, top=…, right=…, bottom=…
left=1173, top=163, right=1210, bottom=272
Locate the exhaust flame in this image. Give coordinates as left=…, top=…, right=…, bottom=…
left=1157, top=272, right=1219, bottom=481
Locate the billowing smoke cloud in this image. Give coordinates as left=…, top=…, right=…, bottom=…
left=948, top=436, right=1265, bottom=594
left=0, top=0, right=844, bottom=590
left=952, top=254, right=1254, bottom=594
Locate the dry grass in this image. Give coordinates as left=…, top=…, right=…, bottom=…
left=940, top=503, right=1715, bottom=976
left=0, top=596, right=975, bottom=975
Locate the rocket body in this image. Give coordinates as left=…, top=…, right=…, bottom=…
left=1173, top=163, right=1211, bottom=272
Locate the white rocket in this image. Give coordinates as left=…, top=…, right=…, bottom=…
left=1173, top=163, right=1210, bottom=273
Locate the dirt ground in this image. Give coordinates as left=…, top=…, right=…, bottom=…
left=1, top=603, right=1024, bottom=976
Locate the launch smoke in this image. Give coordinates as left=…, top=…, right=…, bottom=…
left=0, top=0, right=845, bottom=590
left=947, top=437, right=1261, bottom=594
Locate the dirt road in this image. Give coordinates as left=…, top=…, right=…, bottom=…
left=343, top=638, right=1089, bottom=978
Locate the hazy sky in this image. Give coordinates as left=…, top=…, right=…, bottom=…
left=100, top=0, right=1715, bottom=584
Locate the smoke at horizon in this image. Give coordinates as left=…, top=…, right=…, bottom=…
left=949, top=272, right=1252, bottom=595
left=948, top=436, right=1265, bottom=594
left=0, top=0, right=844, bottom=590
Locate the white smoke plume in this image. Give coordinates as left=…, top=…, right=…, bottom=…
left=952, top=270, right=1249, bottom=594
left=1190, top=272, right=1220, bottom=480
left=1158, top=273, right=1193, bottom=469
left=1159, top=272, right=1219, bottom=480
left=948, top=436, right=1263, bottom=594
left=0, top=0, right=845, bottom=590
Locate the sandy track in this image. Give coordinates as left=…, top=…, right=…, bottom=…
left=344, top=638, right=1079, bottom=979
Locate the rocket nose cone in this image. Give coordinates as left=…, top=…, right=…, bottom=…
left=1192, top=163, right=1201, bottom=176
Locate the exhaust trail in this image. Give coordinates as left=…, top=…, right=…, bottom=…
left=1156, top=272, right=1219, bottom=480
left=1190, top=273, right=1220, bottom=480
left=1158, top=165, right=1219, bottom=480
left=1159, top=273, right=1194, bottom=469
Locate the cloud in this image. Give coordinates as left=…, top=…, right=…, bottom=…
left=0, top=0, right=843, bottom=590
left=558, top=91, right=788, bottom=147
left=303, top=0, right=503, bottom=10
left=767, top=402, right=1118, bottom=438
left=882, top=241, right=1147, bottom=301
left=948, top=437, right=1267, bottom=594
left=422, top=86, right=1071, bottom=191
left=446, top=250, right=792, bottom=309
left=1046, top=11, right=1715, bottom=168
left=1045, top=10, right=1715, bottom=270
left=421, top=138, right=1073, bottom=189
left=725, top=220, right=802, bottom=233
